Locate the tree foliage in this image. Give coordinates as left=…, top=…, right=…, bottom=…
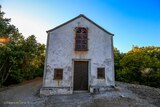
left=0, top=6, right=45, bottom=86
left=115, top=46, right=160, bottom=88
left=0, top=5, right=18, bottom=38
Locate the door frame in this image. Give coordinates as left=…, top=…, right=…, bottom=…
left=72, top=59, right=91, bottom=91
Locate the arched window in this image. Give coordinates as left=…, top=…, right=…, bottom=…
left=75, top=27, right=88, bottom=51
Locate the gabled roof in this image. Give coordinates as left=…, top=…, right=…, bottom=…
left=47, top=14, right=114, bottom=36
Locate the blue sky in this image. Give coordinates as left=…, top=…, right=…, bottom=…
left=1, top=0, right=160, bottom=52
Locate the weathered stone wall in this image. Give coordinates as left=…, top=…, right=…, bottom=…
left=41, top=16, right=114, bottom=95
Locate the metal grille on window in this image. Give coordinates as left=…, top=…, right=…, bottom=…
left=54, top=69, right=63, bottom=80
left=75, top=27, right=88, bottom=51
left=97, top=68, right=105, bottom=79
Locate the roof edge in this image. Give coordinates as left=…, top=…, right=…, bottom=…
left=46, top=14, right=114, bottom=36
left=46, top=15, right=82, bottom=33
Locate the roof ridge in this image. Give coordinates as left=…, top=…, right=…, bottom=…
left=47, top=14, right=114, bottom=36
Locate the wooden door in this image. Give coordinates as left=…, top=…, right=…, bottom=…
left=74, top=61, right=88, bottom=90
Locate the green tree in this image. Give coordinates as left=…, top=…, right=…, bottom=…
left=114, top=48, right=124, bottom=80
left=118, top=46, right=160, bottom=87
left=0, top=5, right=18, bottom=38
left=0, top=6, right=45, bottom=86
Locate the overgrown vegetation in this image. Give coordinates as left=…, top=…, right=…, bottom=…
left=0, top=6, right=45, bottom=86
left=115, top=46, right=160, bottom=88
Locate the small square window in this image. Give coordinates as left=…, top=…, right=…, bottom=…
left=54, top=69, right=63, bottom=80
left=97, top=68, right=105, bottom=79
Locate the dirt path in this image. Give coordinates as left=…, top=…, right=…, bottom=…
left=0, top=77, right=46, bottom=107
left=0, top=78, right=160, bottom=107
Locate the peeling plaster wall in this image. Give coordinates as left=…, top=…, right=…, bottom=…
left=41, top=17, right=114, bottom=95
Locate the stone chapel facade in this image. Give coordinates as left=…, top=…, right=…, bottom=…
left=40, top=14, right=115, bottom=95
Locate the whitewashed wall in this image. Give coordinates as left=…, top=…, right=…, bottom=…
left=41, top=16, right=114, bottom=95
